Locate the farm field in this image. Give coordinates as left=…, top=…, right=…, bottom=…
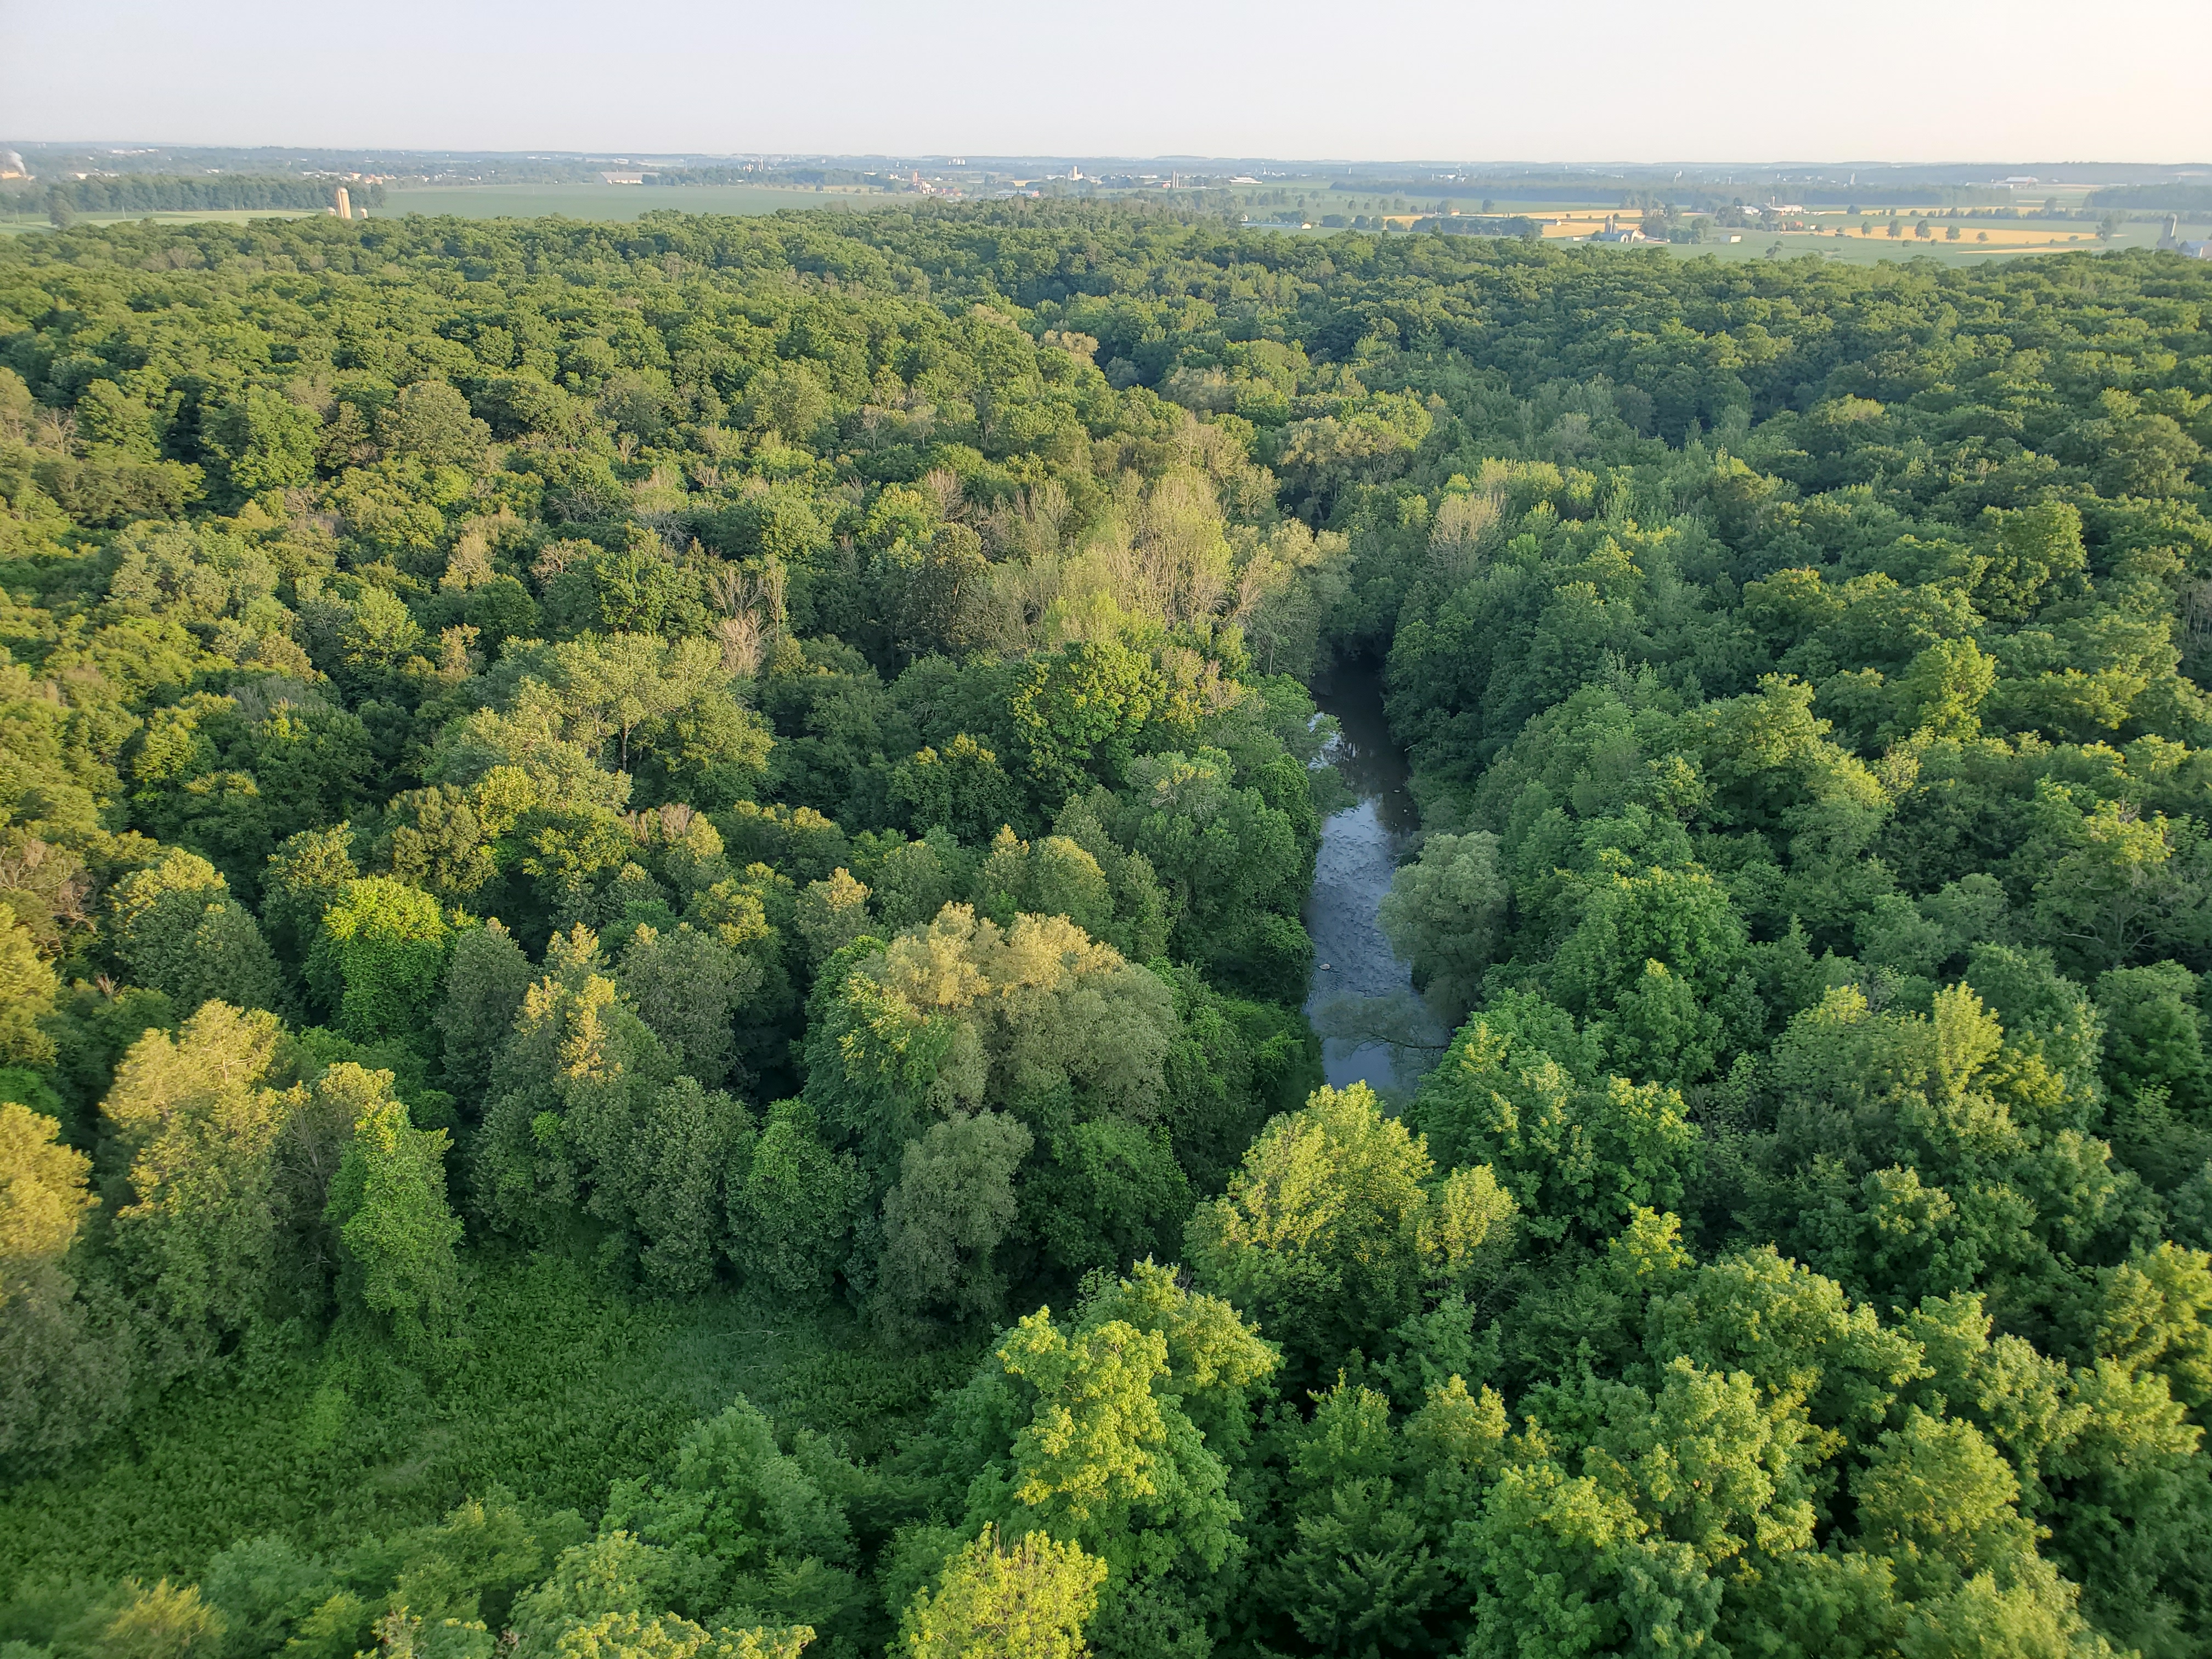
left=1217, top=184, right=2207, bottom=268
left=0, top=183, right=899, bottom=234
left=8, top=171, right=2199, bottom=269
left=1260, top=199, right=2205, bottom=266
left=377, top=181, right=889, bottom=218
left=0, top=207, right=318, bottom=235
left=1649, top=213, right=2205, bottom=264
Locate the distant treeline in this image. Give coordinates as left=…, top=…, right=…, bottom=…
left=2089, top=183, right=2212, bottom=213
left=1335, top=182, right=1737, bottom=213
left=1334, top=177, right=2017, bottom=209
left=1411, top=213, right=1543, bottom=240
left=645, top=166, right=891, bottom=188
left=4, top=175, right=383, bottom=214
left=1797, top=186, right=2020, bottom=208
left=1333, top=179, right=1612, bottom=202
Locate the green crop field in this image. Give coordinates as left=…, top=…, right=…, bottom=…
left=0, top=182, right=894, bottom=235
left=1648, top=213, right=2200, bottom=266
left=0, top=207, right=319, bottom=235
left=1240, top=202, right=2208, bottom=267
left=377, top=182, right=888, bottom=219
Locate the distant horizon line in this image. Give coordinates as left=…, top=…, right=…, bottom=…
left=7, top=144, right=2211, bottom=173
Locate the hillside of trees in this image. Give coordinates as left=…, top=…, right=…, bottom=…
left=0, top=203, right=2209, bottom=1658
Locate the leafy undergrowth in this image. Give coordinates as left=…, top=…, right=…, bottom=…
left=0, top=1248, right=975, bottom=1587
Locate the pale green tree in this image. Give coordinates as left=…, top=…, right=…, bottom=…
left=725, top=1101, right=861, bottom=1303
left=631, top=1076, right=749, bottom=1295
left=1973, top=501, right=2087, bottom=623
left=0, top=902, right=57, bottom=1064
left=437, top=919, right=534, bottom=1105
left=322, top=1063, right=466, bottom=1359
left=597, top=1393, right=862, bottom=1638
left=973, top=830, right=1113, bottom=940
left=1545, top=856, right=1748, bottom=1084
left=374, top=380, right=492, bottom=467
left=2029, top=792, right=2211, bottom=977
left=617, top=923, right=760, bottom=1088
left=900, top=1526, right=1105, bottom=1659
left=0, top=1100, right=94, bottom=1282
left=1187, top=1083, right=1515, bottom=1378
left=59, top=1577, right=228, bottom=1659
left=1889, top=637, right=1998, bottom=740
left=1410, top=1008, right=1698, bottom=1245
left=1377, top=831, right=1508, bottom=1020
left=804, top=906, right=1175, bottom=1178
left=102, top=1002, right=296, bottom=1339
left=511, top=1525, right=813, bottom=1659
left=2089, top=1241, right=2212, bottom=1409
left=791, top=870, right=875, bottom=970
left=940, top=1297, right=1247, bottom=1638
left=876, top=1109, right=1035, bottom=1329
left=0, top=1101, right=129, bottom=1464
left=262, top=822, right=361, bottom=966
left=207, top=385, right=319, bottom=498
left=107, top=850, right=281, bottom=1015
left=450, top=633, right=773, bottom=807
left=309, top=877, right=453, bottom=1044
left=1009, top=640, right=1162, bottom=795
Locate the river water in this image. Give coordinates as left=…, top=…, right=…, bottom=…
left=1302, top=664, right=1432, bottom=1092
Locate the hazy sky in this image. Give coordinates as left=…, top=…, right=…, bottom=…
left=7, top=0, right=2209, bottom=162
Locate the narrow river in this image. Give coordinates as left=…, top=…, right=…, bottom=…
left=1302, top=663, right=1434, bottom=1092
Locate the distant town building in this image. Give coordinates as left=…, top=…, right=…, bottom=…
left=601, top=172, right=648, bottom=185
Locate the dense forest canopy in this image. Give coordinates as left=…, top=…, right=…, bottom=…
left=0, top=201, right=2209, bottom=1659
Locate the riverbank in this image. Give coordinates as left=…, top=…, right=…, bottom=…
left=1302, top=662, right=1441, bottom=1093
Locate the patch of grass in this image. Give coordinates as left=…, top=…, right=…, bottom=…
left=0, top=1250, right=970, bottom=1586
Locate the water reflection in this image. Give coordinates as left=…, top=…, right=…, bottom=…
left=1302, top=664, right=1437, bottom=1092
left=1311, top=663, right=1421, bottom=833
